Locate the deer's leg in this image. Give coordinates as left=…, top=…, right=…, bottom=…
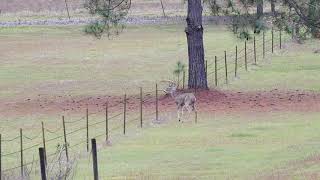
left=192, top=103, right=197, bottom=112
left=180, top=106, right=186, bottom=122
left=186, top=105, right=192, bottom=113
left=185, top=105, right=193, bottom=120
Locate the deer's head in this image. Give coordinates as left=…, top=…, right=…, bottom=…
left=162, top=80, right=177, bottom=97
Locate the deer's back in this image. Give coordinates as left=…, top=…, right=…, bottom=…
left=175, top=93, right=196, bottom=106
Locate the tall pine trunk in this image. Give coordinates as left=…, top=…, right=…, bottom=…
left=186, top=0, right=208, bottom=89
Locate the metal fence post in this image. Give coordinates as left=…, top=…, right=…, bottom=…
left=62, top=116, right=69, bottom=161
left=235, top=46, right=238, bottom=77
left=123, top=94, right=126, bottom=135
left=20, top=128, right=23, bottom=178
left=182, top=71, right=185, bottom=89
left=140, top=87, right=143, bottom=128
left=86, top=107, right=89, bottom=152
left=272, top=27, right=274, bottom=53
left=105, top=102, right=109, bottom=142
left=156, top=84, right=158, bottom=121
left=224, top=51, right=228, bottom=84
left=280, top=28, right=282, bottom=49
left=215, top=56, right=218, bottom=86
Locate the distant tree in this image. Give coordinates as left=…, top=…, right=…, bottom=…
left=84, top=0, right=131, bottom=38
left=206, top=0, right=320, bottom=40
left=275, top=0, right=320, bottom=40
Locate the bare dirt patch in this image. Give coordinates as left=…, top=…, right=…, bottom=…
left=1, top=89, right=319, bottom=118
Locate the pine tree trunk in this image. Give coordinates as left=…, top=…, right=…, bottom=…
left=186, top=0, right=208, bottom=89
left=256, top=0, right=264, bottom=18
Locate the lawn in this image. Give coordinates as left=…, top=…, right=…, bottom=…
left=0, top=24, right=248, bottom=99
left=74, top=112, right=320, bottom=179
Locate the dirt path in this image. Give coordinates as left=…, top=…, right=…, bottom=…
left=0, top=89, right=319, bottom=118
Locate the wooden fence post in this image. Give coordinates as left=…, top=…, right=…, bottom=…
left=263, top=31, right=265, bottom=58
left=272, top=27, right=274, bottom=53
left=86, top=107, right=89, bottom=152
left=91, top=139, right=99, bottom=180
left=0, top=134, right=1, bottom=180
left=62, top=116, right=69, bottom=162
left=214, top=56, right=218, bottom=86
left=235, top=46, right=238, bottom=77
left=20, top=128, right=23, bottom=178
left=105, top=102, right=109, bottom=142
left=254, top=36, right=257, bottom=65
left=182, top=71, right=185, bottom=89
left=280, top=28, right=282, bottom=49
left=140, top=87, right=143, bottom=128
left=41, top=122, right=47, bottom=165
left=123, top=94, right=126, bottom=135
left=39, top=148, right=47, bottom=180
left=156, top=84, right=159, bottom=121
left=224, top=51, right=228, bottom=84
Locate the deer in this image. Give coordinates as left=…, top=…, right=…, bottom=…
left=162, top=80, right=197, bottom=122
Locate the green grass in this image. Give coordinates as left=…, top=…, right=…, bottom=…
left=73, top=112, right=320, bottom=179
left=0, top=25, right=246, bottom=98
left=223, top=40, right=320, bottom=92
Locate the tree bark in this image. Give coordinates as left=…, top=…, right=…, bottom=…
left=256, top=0, right=264, bottom=18
left=186, top=0, right=208, bottom=89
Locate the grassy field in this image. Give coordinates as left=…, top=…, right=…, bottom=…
left=75, top=112, right=320, bottom=179
left=223, top=39, right=320, bottom=92
left=71, top=37, right=320, bottom=179
left=0, top=24, right=249, bottom=99
left=0, top=24, right=319, bottom=179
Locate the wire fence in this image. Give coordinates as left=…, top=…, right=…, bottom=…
left=0, top=27, right=292, bottom=179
